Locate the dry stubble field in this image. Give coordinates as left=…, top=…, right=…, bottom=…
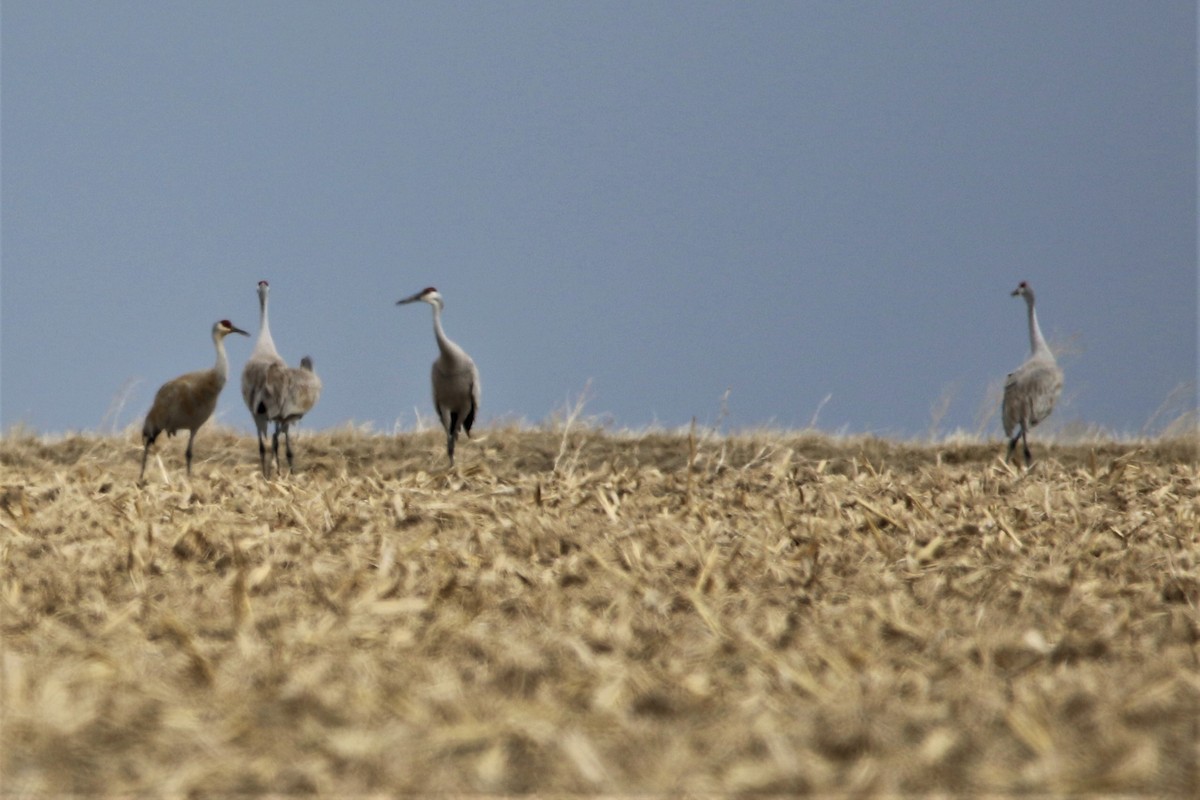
left=1, top=425, right=1197, bottom=796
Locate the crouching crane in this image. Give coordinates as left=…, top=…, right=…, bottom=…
left=1002, top=281, right=1063, bottom=466
left=141, top=319, right=248, bottom=480
left=397, top=287, right=480, bottom=465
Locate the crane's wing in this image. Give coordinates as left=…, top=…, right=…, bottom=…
left=240, top=361, right=260, bottom=410
left=1002, top=359, right=1063, bottom=436
left=1001, top=372, right=1020, bottom=438
left=1024, top=362, right=1063, bottom=426
left=430, top=361, right=449, bottom=431
left=430, top=356, right=478, bottom=434
left=241, top=356, right=286, bottom=415
left=243, top=357, right=280, bottom=412
left=279, top=365, right=322, bottom=421
left=145, top=376, right=189, bottom=436
left=145, top=369, right=223, bottom=437
left=464, top=362, right=480, bottom=435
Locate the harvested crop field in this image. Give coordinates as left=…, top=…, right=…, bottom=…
left=1, top=426, right=1197, bottom=795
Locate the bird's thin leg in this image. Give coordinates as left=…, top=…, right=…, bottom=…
left=283, top=424, right=294, bottom=472
left=1006, top=432, right=1020, bottom=464
left=140, top=429, right=159, bottom=482
left=185, top=431, right=196, bottom=476
left=447, top=412, right=458, bottom=465
left=1022, top=430, right=1032, bottom=466
left=271, top=424, right=282, bottom=476
left=256, top=421, right=270, bottom=477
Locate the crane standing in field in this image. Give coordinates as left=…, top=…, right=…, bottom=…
left=140, top=319, right=249, bottom=481
left=240, top=280, right=322, bottom=477
left=275, top=355, right=323, bottom=472
left=1002, top=281, right=1063, bottom=466
left=397, top=287, right=480, bottom=466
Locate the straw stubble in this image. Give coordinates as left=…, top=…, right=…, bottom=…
left=1, top=428, right=1196, bottom=795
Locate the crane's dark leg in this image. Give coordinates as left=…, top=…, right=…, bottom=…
left=283, top=423, right=294, bottom=472
left=256, top=419, right=270, bottom=477
left=271, top=424, right=282, bottom=476
left=1006, top=431, right=1020, bottom=463
left=140, top=429, right=158, bottom=482
left=1022, top=429, right=1032, bottom=466
left=447, top=412, right=458, bottom=466
left=185, top=431, right=196, bottom=476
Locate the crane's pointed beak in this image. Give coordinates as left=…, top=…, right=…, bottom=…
left=232, top=326, right=250, bottom=336
left=1011, top=288, right=1020, bottom=297
left=396, top=294, right=420, bottom=305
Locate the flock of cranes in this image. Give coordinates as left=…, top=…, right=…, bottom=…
left=139, top=279, right=1061, bottom=481
left=140, top=280, right=476, bottom=480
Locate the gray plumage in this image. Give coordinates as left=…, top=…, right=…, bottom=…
left=141, top=319, right=248, bottom=480
left=1002, top=281, right=1063, bottom=466
left=273, top=355, right=323, bottom=471
left=397, top=287, right=480, bottom=465
left=240, top=280, right=322, bottom=477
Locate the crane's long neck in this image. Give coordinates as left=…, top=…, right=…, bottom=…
left=1027, top=296, right=1050, bottom=358
left=212, top=331, right=230, bottom=388
left=431, top=302, right=458, bottom=362
left=255, top=291, right=278, bottom=356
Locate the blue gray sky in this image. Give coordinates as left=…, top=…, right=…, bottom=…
left=2, top=2, right=1196, bottom=438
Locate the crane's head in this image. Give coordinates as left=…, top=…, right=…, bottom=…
left=215, top=319, right=250, bottom=337
left=1011, top=281, right=1030, bottom=298
left=397, top=287, right=444, bottom=310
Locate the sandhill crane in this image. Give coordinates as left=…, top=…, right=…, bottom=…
left=397, top=287, right=480, bottom=465
left=272, top=355, right=322, bottom=473
left=141, top=319, right=248, bottom=480
left=240, top=280, right=322, bottom=476
left=1002, top=281, right=1063, bottom=466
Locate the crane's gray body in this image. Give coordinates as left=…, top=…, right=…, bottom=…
left=240, top=281, right=321, bottom=476
left=1002, top=282, right=1063, bottom=465
left=398, top=288, right=480, bottom=465
left=282, top=356, right=323, bottom=425
left=141, top=319, right=248, bottom=480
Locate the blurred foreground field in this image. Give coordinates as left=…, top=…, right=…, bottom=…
left=1, top=427, right=1197, bottom=795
